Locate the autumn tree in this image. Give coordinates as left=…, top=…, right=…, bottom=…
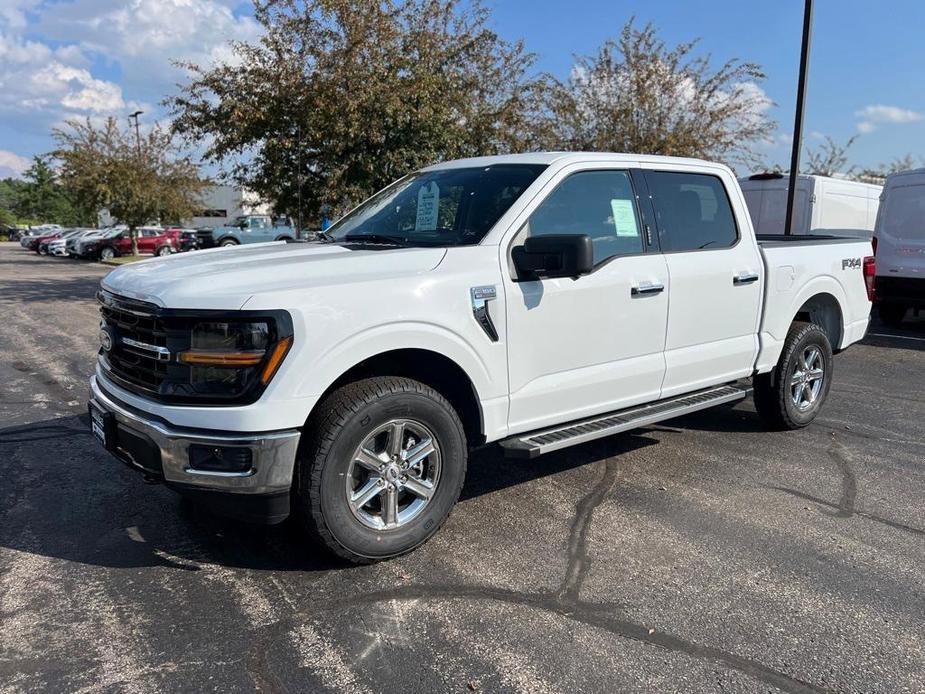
left=534, top=19, right=776, bottom=169
left=168, top=0, right=545, bottom=222
left=52, top=117, right=205, bottom=254
left=859, top=153, right=920, bottom=182
left=803, top=135, right=858, bottom=177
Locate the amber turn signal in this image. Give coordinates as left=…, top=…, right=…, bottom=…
left=178, top=351, right=265, bottom=366
left=260, top=336, right=293, bottom=384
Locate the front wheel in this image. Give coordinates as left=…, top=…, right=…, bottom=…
left=219, top=238, right=238, bottom=247
left=155, top=245, right=173, bottom=257
left=99, top=246, right=116, bottom=261
left=753, top=321, right=833, bottom=430
left=298, top=377, right=467, bottom=563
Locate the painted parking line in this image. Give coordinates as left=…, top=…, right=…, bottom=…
left=868, top=332, right=925, bottom=343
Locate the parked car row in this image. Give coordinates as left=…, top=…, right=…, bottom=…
left=18, top=225, right=200, bottom=260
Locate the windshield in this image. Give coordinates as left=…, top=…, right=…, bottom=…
left=328, top=164, right=546, bottom=247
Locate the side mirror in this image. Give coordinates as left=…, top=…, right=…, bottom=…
left=512, top=234, right=593, bottom=280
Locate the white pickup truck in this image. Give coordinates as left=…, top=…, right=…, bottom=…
left=88, top=152, right=875, bottom=563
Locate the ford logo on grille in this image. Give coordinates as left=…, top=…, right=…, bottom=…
left=99, top=327, right=114, bottom=352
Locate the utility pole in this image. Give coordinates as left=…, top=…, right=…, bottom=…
left=784, top=0, right=814, bottom=236
left=128, top=110, right=144, bottom=154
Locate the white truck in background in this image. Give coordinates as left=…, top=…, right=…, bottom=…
left=873, top=168, right=925, bottom=326
left=88, top=153, right=874, bottom=563
left=739, top=172, right=881, bottom=240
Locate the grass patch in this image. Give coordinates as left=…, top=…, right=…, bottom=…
left=100, top=255, right=150, bottom=266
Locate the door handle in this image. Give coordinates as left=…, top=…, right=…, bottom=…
left=631, top=282, right=665, bottom=296
left=733, top=272, right=760, bottom=286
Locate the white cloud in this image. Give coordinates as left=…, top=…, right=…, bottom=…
left=855, top=104, right=923, bottom=133
left=37, top=0, right=261, bottom=102
left=0, top=31, right=125, bottom=136
left=0, top=0, right=261, bottom=147
left=0, top=148, right=31, bottom=177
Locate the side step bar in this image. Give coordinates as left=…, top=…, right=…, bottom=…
left=499, top=384, right=751, bottom=459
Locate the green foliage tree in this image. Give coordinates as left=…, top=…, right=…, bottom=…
left=534, top=19, right=776, bottom=169
left=52, top=117, right=205, bottom=254
left=168, top=0, right=546, bottom=222
left=0, top=157, right=89, bottom=226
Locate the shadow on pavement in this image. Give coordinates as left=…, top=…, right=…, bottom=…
left=0, top=414, right=657, bottom=574
left=0, top=272, right=104, bottom=305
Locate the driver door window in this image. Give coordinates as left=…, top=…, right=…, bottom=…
left=524, top=170, right=645, bottom=266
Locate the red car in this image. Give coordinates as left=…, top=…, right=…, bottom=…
left=97, top=228, right=178, bottom=260
left=27, top=231, right=63, bottom=253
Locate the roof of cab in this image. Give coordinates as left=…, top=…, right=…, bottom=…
left=421, top=151, right=725, bottom=172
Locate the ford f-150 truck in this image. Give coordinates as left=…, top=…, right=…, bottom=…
left=88, top=152, right=874, bottom=563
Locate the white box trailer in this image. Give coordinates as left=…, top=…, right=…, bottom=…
left=739, top=173, right=881, bottom=240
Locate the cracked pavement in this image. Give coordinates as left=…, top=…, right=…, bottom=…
left=1, top=243, right=923, bottom=693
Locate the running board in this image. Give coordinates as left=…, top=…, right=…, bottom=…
left=499, top=384, right=751, bottom=459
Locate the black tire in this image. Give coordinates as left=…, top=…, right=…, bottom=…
left=298, top=376, right=467, bottom=564
left=753, top=321, right=833, bottom=430
left=100, top=246, right=116, bottom=261
left=155, top=245, right=172, bottom=257
left=219, top=238, right=238, bottom=247
left=878, top=302, right=907, bottom=328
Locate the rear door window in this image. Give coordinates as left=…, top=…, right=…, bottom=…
left=645, top=171, right=739, bottom=251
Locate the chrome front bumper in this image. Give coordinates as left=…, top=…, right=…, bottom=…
left=89, top=375, right=300, bottom=494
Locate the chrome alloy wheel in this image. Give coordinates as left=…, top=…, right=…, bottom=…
left=345, top=419, right=441, bottom=530
left=790, top=346, right=825, bottom=411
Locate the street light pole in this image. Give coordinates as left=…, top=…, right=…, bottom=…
left=784, top=0, right=814, bottom=236
left=128, top=110, right=144, bottom=154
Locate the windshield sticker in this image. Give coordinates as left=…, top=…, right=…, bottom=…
left=415, top=182, right=440, bottom=231
left=610, top=199, right=639, bottom=237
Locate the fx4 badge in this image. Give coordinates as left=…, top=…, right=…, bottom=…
left=841, top=257, right=861, bottom=270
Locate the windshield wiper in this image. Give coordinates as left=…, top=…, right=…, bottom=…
left=342, top=233, right=407, bottom=246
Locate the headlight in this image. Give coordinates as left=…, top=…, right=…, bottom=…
left=178, top=320, right=293, bottom=396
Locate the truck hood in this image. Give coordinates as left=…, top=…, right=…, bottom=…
left=100, top=241, right=447, bottom=309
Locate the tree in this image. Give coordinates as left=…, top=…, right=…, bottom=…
left=803, top=135, right=857, bottom=177
left=168, top=0, right=545, bottom=222
left=0, top=157, right=89, bottom=225
left=52, top=117, right=205, bottom=254
left=533, top=19, right=776, bottom=169
left=858, top=153, right=919, bottom=182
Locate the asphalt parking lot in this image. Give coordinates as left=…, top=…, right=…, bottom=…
left=0, top=242, right=923, bottom=693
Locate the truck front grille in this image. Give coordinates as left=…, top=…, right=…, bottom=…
left=99, top=293, right=173, bottom=394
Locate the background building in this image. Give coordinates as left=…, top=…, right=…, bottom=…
left=98, top=185, right=270, bottom=228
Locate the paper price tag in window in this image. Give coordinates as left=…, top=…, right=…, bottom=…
left=415, top=182, right=440, bottom=231
left=610, top=199, right=639, bottom=238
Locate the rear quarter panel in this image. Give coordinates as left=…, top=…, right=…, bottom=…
left=755, top=240, right=872, bottom=372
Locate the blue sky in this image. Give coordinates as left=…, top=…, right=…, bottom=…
left=1, top=0, right=923, bottom=177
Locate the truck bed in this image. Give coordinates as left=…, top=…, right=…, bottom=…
left=756, top=234, right=864, bottom=247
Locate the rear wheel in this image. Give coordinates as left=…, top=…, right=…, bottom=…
left=753, top=321, right=833, bottom=430
left=100, top=246, right=116, bottom=261
left=878, top=302, right=907, bottom=327
left=155, top=245, right=173, bottom=257
left=298, top=377, right=467, bottom=563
